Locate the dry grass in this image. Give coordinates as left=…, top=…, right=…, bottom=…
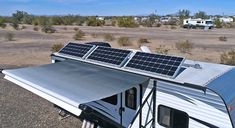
left=218, top=36, right=227, bottom=41
left=117, top=37, right=132, bottom=46
left=104, top=33, right=115, bottom=41
left=51, top=43, right=64, bottom=53
left=175, top=40, right=193, bottom=53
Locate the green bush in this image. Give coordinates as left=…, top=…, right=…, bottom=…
left=220, top=50, right=235, bottom=65
left=175, top=40, right=193, bottom=53
left=117, top=37, right=132, bottom=46
left=73, top=30, right=85, bottom=40
left=218, top=36, right=227, bottom=41
left=51, top=43, right=64, bottom=53
left=117, top=17, right=139, bottom=28
left=214, top=18, right=222, bottom=28
left=86, top=17, right=104, bottom=26
left=5, top=33, right=14, bottom=41
left=104, top=34, right=115, bottom=41
left=41, top=25, right=56, bottom=33
left=0, top=17, right=6, bottom=28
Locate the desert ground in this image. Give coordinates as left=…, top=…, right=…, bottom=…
left=1, top=25, right=235, bottom=128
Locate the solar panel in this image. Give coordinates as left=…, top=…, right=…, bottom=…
left=125, top=52, right=184, bottom=77
left=59, top=43, right=94, bottom=58
left=87, top=46, right=131, bottom=66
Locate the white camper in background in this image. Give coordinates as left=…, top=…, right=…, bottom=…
left=219, top=17, right=234, bottom=23
left=183, top=18, right=214, bottom=29
left=2, top=42, right=235, bottom=128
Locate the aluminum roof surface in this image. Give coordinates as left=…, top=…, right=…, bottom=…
left=3, top=60, right=149, bottom=107
left=174, top=60, right=233, bottom=86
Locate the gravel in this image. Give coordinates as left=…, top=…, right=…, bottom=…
left=0, top=71, right=82, bottom=128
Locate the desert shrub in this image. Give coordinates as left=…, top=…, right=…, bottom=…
left=5, top=33, right=14, bottom=41
left=33, top=27, right=39, bottom=31
left=10, top=22, right=19, bottom=30
left=63, top=27, right=67, bottom=30
left=137, top=38, right=151, bottom=45
left=175, top=40, right=193, bottom=53
left=111, top=20, right=116, bottom=26
left=218, top=36, right=227, bottom=41
left=156, top=45, right=170, bottom=55
left=104, top=34, right=115, bottom=41
left=91, top=33, right=98, bottom=38
left=117, top=17, right=139, bottom=28
left=73, top=30, right=85, bottom=40
left=156, top=23, right=161, bottom=27
left=170, top=25, right=177, bottom=29
left=0, top=18, right=6, bottom=28
left=0, top=23, right=6, bottom=28
left=86, top=17, right=104, bottom=26
left=220, top=50, right=235, bottom=65
left=21, top=25, right=26, bottom=29
left=73, top=27, right=79, bottom=31
left=117, top=37, right=132, bottom=46
left=214, top=18, right=222, bottom=28
left=51, top=43, right=64, bottom=53
left=41, top=25, right=56, bottom=33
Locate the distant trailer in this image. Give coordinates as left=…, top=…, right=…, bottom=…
left=183, top=18, right=214, bottom=29
left=2, top=42, right=235, bottom=128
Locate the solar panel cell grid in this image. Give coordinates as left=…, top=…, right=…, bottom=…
left=87, top=46, right=131, bottom=66
left=126, top=52, right=184, bottom=77
left=59, top=43, right=93, bottom=58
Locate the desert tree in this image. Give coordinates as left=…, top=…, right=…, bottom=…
left=195, top=11, right=208, bottom=19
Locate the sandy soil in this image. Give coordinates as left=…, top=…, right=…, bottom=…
left=1, top=25, right=235, bottom=128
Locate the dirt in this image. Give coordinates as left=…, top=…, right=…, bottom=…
left=0, top=25, right=235, bottom=128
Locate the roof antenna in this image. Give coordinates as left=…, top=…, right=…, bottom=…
left=140, top=46, right=152, bottom=53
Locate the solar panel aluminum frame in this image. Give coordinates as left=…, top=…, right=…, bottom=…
left=123, top=52, right=185, bottom=79
left=85, top=46, right=132, bottom=67
left=57, top=42, right=97, bottom=60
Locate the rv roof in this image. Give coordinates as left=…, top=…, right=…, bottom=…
left=175, top=60, right=233, bottom=86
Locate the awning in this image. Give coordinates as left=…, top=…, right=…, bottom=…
left=2, top=60, right=149, bottom=116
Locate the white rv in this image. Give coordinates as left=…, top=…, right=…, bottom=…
left=183, top=18, right=214, bottom=29
left=2, top=42, right=235, bottom=128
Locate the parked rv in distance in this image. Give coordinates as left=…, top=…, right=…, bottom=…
left=183, top=18, right=214, bottom=29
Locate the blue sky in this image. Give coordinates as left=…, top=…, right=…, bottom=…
left=0, top=0, right=235, bottom=16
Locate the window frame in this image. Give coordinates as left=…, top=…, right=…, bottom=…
left=158, top=105, right=189, bottom=128
left=101, top=94, right=118, bottom=105
left=125, top=87, right=137, bottom=110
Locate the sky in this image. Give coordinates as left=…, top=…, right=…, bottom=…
left=0, top=0, right=235, bottom=16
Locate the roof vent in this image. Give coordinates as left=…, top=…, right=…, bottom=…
left=182, top=63, right=202, bottom=69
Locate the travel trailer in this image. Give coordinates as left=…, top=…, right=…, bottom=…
left=2, top=42, right=235, bottom=128
left=183, top=18, right=214, bottom=29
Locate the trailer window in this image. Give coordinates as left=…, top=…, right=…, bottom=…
left=158, top=105, right=189, bottom=128
left=101, top=94, right=117, bottom=105
left=206, top=21, right=213, bottom=24
left=125, top=88, right=137, bottom=110
left=197, top=21, right=201, bottom=23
